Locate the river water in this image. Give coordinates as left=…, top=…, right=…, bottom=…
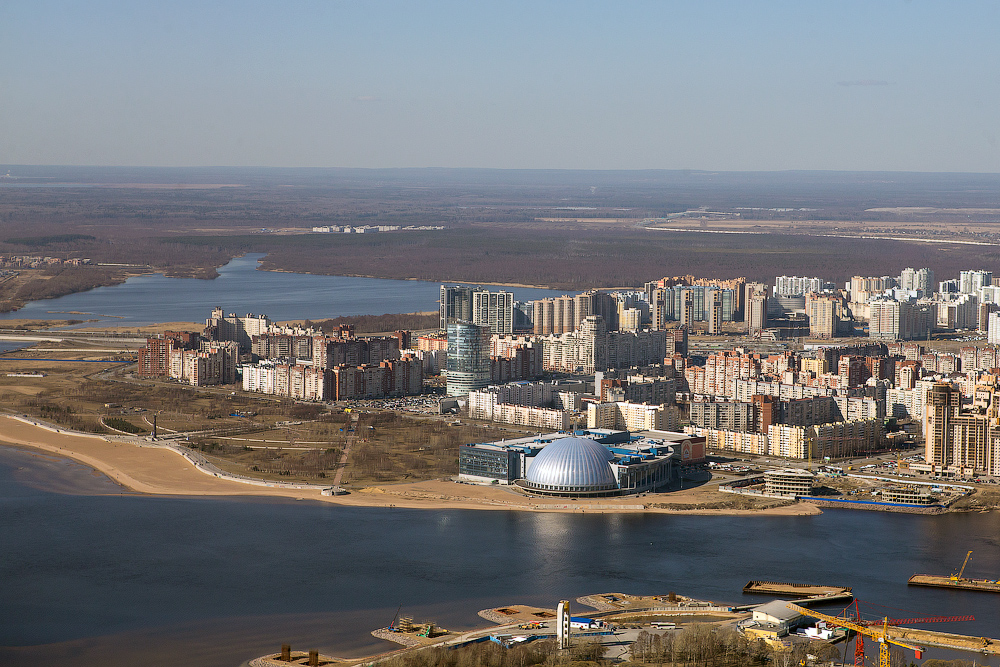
left=0, top=446, right=998, bottom=667
left=0, top=254, right=568, bottom=326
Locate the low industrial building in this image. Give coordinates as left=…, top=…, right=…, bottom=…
left=458, top=429, right=705, bottom=497
left=746, top=600, right=808, bottom=637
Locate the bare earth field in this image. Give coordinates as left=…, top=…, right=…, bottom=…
left=645, top=216, right=1000, bottom=246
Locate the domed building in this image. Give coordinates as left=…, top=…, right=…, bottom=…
left=522, top=437, right=619, bottom=496
left=458, top=429, right=706, bottom=497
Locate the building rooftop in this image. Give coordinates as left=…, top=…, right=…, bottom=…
left=524, top=437, right=618, bottom=492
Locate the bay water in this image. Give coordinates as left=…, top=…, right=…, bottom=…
left=1, top=446, right=998, bottom=666
left=0, top=254, right=568, bottom=327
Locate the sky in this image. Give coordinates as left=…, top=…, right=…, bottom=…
left=1, top=1, right=998, bottom=172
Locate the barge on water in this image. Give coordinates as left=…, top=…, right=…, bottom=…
left=909, top=550, right=1000, bottom=593
left=742, top=581, right=853, bottom=604
left=908, top=574, right=1000, bottom=593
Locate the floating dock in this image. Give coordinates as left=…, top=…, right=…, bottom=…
left=742, top=581, right=853, bottom=602
left=908, top=574, right=1000, bottom=593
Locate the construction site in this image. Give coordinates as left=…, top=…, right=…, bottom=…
left=247, top=582, right=1000, bottom=667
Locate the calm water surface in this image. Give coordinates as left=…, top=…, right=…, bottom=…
left=1, top=446, right=998, bottom=667
left=0, top=254, right=567, bottom=326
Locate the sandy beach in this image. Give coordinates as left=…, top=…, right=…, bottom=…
left=0, top=415, right=820, bottom=516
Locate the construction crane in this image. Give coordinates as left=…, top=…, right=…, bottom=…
left=847, top=601, right=974, bottom=667
left=951, top=550, right=974, bottom=582
left=859, top=614, right=975, bottom=627
left=786, top=603, right=924, bottom=667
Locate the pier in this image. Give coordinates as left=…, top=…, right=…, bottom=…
left=908, top=574, right=1000, bottom=593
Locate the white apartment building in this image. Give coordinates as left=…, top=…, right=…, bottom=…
left=899, top=267, right=934, bottom=293
left=587, top=401, right=680, bottom=432
left=692, top=427, right=769, bottom=456
left=472, top=290, right=514, bottom=335
left=988, top=311, right=1000, bottom=345
left=774, top=276, right=824, bottom=297
left=960, top=270, right=993, bottom=295
left=490, top=404, right=570, bottom=430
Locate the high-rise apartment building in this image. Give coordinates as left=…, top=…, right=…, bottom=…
left=578, top=315, right=609, bottom=373
left=587, top=290, right=619, bottom=331
left=899, top=267, right=935, bottom=293
left=533, top=294, right=594, bottom=335
left=533, top=298, right=554, bottom=335
left=553, top=295, right=576, bottom=333
left=746, top=283, right=768, bottom=336
left=960, top=270, right=993, bottom=295
left=440, top=285, right=477, bottom=329
left=668, top=326, right=688, bottom=357
left=647, top=285, right=735, bottom=324
left=774, top=276, right=824, bottom=297
left=512, top=301, right=534, bottom=331
left=988, top=312, right=1000, bottom=345
left=472, top=290, right=514, bottom=334
left=709, top=291, right=723, bottom=334
left=868, top=298, right=932, bottom=341
left=620, top=308, right=642, bottom=332
left=650, top=288, right=668, bottom=330
left=205, top=307, right=271, bottom=352
left=168, top=340, right=239, bottom=386
left=680, top=291, right=695, bottom=328
left=442, top=285, right=515, bottom=334
left=848, top=276, right=896, bottom=305
left=924, top=382, right=999, bottom=475
left=805, top=294, right=841, bottom=339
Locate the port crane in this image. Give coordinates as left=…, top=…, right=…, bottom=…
left=951, top=550, right=974, bottom=582
left=850, top=603, right=975, bottom=667
left=791, top=601, right=975, bottom=667
left=786, top=603, right=925, bottom=667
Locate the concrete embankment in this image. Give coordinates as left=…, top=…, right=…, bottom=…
left=888, top=626, right=1000, bottom=655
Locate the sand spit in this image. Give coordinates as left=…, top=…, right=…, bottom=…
left=0, top=415, right=820, bottom=516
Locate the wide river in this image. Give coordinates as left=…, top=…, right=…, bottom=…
left=1, top=446, right=998, bottom=667
left=0, top=254, right=568, bottom=326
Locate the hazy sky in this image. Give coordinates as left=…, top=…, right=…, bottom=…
left=2, top=1, right=998, bottom=171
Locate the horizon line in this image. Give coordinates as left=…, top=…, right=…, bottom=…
left=3, top=164, right=1000, bottom=177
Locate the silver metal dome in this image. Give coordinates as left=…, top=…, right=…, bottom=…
left=524, top=437, right=618, bottom=493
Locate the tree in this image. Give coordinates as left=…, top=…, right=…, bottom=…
left=571, top=639, right=607, bottom=664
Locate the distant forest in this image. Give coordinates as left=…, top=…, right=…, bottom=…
left=1, top=167, right=999, bottom=294
left=301, top=312, right=439, bottom=334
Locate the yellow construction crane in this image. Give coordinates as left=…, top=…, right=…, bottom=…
left=786, top=603, right=924, bottom=667
left=951, top=550, right=973, bottom=582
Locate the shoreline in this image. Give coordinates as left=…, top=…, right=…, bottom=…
left=1, top=253, right=578, bottom=321
left=0, top=414, right=821, bottom=516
